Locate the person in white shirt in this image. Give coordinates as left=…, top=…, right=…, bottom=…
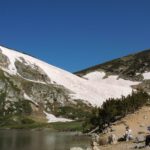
left=124, top=126, right=133, bottom=141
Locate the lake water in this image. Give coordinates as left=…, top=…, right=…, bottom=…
left=0, top=129, right=91, bottom=150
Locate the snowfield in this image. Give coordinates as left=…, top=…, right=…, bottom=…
left=0, top=46, right=140, bottom=107
left=143, top=72, right=150, bottom=80
left=44, top=111, right=73, bottom=123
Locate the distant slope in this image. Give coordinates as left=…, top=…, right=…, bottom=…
left=75, top=49, right=150, bottom=81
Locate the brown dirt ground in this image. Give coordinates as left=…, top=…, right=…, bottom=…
left=97, top=106, right=150, bottom=150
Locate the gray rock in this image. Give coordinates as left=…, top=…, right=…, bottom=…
left=70, top=147, right=84, bottom=150
left=136, top=135, right=145, bottom=143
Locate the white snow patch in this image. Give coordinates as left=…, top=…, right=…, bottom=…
left=82, top=72, right=140, bottom=105
left=44, top=111, right=73, bottom=123
left=0, top=46, right=140, bottom=107
left=83, top=71, right=106, bottom=81
left=24, top=93, right=38, bottom=106
left=24, top=93, right=32, bottom=100
left=136, top=73, right=140, bottom=76
left=143, top=72, right=150, bottom=80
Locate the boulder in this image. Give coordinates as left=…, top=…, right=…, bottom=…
left=98, top=135, right=108, bottom=145
left=136, top=135, right=145, bottom=143
left=108, top=134, right=118, bottom=144
left=93, top=146, right=100, bottom=150
left=92, top=141, right=99, bottom=146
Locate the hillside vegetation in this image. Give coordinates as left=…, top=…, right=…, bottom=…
left=83, top=90, right=150, bottom=133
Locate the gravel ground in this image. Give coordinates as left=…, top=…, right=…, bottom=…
left=98, top=142, right=149, bottom=150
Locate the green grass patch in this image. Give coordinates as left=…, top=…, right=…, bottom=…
left=49, top=121, right=83, bottom=132
left=0, top=115, right=83, bottom=131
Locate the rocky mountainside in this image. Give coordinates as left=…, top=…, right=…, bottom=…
left=0, top=46, right=93, bottom=122
left=75, top=49, right=150, bottom=78
left=0, top=46, right=150, bottom=123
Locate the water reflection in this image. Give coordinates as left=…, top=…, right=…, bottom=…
left=0, top=130, right=91, bottom=150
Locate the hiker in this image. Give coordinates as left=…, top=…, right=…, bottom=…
left=145, top=135, right=150, bottom=147
left=124, top=126, right=133, bottom=141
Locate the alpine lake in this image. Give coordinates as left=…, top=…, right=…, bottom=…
left=0, top=129, right=91, bottom=150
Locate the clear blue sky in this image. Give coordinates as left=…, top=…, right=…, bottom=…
left=0, top=0, right=150, bottom=72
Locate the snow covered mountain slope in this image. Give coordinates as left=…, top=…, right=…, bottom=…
left=0, top=46, right=139, bottom=108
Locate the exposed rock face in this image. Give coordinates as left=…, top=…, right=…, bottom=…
left=15, top=59, right=50, bottom=83
left=134, top=80, right=150, bottom=93
left=0, top=69, right=73, bottom=118
left=0, top=50, right=10, bottom=68
left=0, top=59, right=92, bottom=121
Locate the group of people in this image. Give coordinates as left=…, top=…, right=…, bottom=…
left=103, top=126, right=133, bottom=144
left=124, top=126, right=150, bottom=147
left=91, top=125, right=150, bottom=148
